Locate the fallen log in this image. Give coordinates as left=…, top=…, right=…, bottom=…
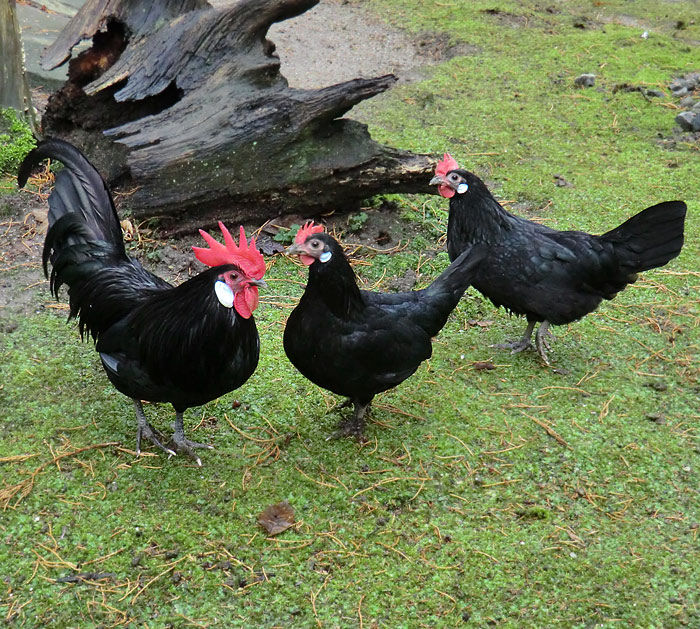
left=40, top=0, right=434, bottom=231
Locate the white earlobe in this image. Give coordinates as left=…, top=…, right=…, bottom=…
left=457, top=183, right=469, bottom=194
left=215, top=280, right=235, bottom=308
left=320, top=251, right=332, bottom=263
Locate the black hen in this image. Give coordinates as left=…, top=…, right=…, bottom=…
left=18, top=139, right=267, bottom=465
left=283, top=223, right=486, bottom=438
left=430, top=153, right=687, bottom=364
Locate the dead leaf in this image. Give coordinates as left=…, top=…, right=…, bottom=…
left=256, top=235, right=285, bottom=255
left=467, top=319, right=493, bottom=328
left=258, top=501, right=295, bottom=536
left=473, top=361, right=496, bottom=371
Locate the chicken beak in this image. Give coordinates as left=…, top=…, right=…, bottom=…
left=247, top=278, right=267, bottom=289
left=429, top=175, right=444, bottom=186
left=284, top=243, right=305, bottom=256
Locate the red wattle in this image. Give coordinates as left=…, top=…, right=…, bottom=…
left=300, top=254, right=315, bottom=266
left=234, top=286, right=259, bottom=319
left=438, top=184, right=455, bottom=199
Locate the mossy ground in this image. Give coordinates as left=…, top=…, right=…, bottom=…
left=1, top=1, right=698, bottom=627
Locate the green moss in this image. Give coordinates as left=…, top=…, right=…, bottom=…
left=0, top=108, right=35, bottom=174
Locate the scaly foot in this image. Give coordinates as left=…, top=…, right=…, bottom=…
left=491, top=338, right=534, bottom=354
left=169, top=434, right=214, bottom=467
left=133, top=399, right=176, bottom=457
left=327, top=401, right=369, bottom=441
left=535, top=321, right=555, bottom=366
left=170, top=410, right=213, bottom=466
left=491, top=321, right=536, bottom=356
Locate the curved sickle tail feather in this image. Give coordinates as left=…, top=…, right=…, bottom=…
left=18, top=138, right=126, bottom=275
left=17, top=139, right=156, bottom=341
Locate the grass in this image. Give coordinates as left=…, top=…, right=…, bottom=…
left=1, top=0, right=699, bottom=626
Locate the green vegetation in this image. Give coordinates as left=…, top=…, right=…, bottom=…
left=1, top=1, right=698, bottom=626
left=0, top=108, right=35, bottom=175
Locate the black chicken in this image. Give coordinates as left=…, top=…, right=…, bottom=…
left=283, top=223, right=486, bottom=438
left=430, top=153, right=687, bottom=364
left=18, top=139, right=267, bottom=465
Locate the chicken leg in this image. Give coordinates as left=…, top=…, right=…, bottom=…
left=534, top=321, right=554, bottom=366
left=492, top=321, right=536, bottom=354
left=133, top=400, right=176, bottom=457
left=170, top=411, right=214, bottom=467
left=328, top=400, right=369, bottom=441
left=492, top=320, right=554, bottom=365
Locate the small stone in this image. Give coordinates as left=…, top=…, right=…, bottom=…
left=679, top=96, right=696, bottom=109
left=675, top=111, right=697, bottom=131
left=672, top=86, right=689, bottom=97
left=645, top=89, right=665, bottom=98
left=574, top=73, right=595, bottom=88
left=685, top=73, right=700, bottom=87
left=645, top=413, right=666, bottom=425
left=670, top=79, right=689, bottom=91
left=692, top=102, right=700, bottom=113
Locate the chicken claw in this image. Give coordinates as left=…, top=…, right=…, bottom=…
left=491, top=321, right=535, bottom=354
left=133, top=400, right=176, bottom=457
left=170, top=411, right=214, bottom=466
left=327, top=401, right=369, bottom=441
left=534, top=321, right=555, bottom=366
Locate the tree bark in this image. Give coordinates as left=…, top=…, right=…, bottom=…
left=0, top=0, right=38, bottom=134
left=39, top=0, right=434, bottom=231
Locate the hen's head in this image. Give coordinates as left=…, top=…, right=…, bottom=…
left=193, top=222, right=267, bottom=319
left=429, top=153, right=477, bottom=199
left=285, top=222, right=338, bottom=267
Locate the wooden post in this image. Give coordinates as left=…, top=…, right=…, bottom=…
left=0, top=0, right=38, bottom=134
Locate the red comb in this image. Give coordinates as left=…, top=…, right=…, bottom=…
left=294, top=221, right=325, bottom=244
left=193, top=222, right=266, bottom=279
left=435, top=153, right=459, bottom=177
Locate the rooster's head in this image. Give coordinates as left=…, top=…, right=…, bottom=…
left=193, top=223, right=267, bottom=319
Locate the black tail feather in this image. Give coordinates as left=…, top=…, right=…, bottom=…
left=418, top=243, right=487, bottom=336
left=602, top=200, right=687, bottom=273
left=425, top=243, right=488, bottom=303
left=18, top=138, right=125, bottom=256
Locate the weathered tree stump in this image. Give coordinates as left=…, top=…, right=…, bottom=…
left=1, top=0, right=38, bottom=133
left=40, top=0, right=434, bottom=232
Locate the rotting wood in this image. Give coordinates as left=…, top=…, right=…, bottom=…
left=38, top=0, right=434, bottom=232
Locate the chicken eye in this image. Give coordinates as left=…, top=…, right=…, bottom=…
left=310, top=240, right=321, bottom=249
left=449, top=173, right=459, bottom=181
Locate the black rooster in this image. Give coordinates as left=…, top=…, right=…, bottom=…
left=283, top=223, right=486, bottom=438
left=430, top=154, right=687, bottom=364
left=18, top=139, right=267, bottom=465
